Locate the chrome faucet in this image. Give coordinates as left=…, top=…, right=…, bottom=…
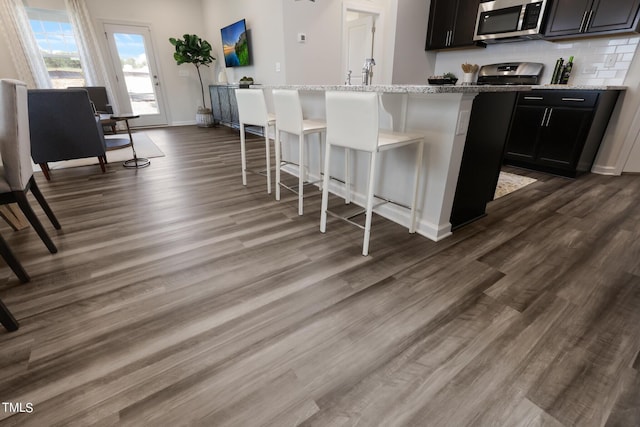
left=362, top=58, right=375, bottom=85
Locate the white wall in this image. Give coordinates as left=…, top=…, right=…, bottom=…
left=391, top=0, right=436, bottom=84
left=201, top=0, right=286, bottom=85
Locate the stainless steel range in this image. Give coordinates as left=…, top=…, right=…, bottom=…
left=477, top=62, right=544, bottom=85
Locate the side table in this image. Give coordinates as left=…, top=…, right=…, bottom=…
left=107, top=114, right=150, bottom=168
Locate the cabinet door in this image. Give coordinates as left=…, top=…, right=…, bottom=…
left=426, top=0, right=457, bottom=50
left=452, top=0, right=483, bottom=47
left=536, top=107, right=593, bottom=167
left=219, top=87, right=232, bottom=125
left=228, top=88, right=239, bottom=129
left=587, top=0, right=640, bottom=33
left=544, top=0, right=592, bottom=37
left=505, top=106, right=546, bottom=161
left=209, top=86, right=222, bottom=123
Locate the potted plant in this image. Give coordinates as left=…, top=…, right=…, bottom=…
left=169, top=34, right=216, bottom=127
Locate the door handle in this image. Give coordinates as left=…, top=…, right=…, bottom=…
left=579, top=10, right=589, bottom=32
left=540, top=108, right=549, bottom=127
left=584, top=10, right=594, bottom=32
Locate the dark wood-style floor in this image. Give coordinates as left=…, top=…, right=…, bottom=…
left=0, top=125, right=638, bottom=426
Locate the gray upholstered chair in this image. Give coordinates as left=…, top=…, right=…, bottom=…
left=0, top=79, right=61, bottom=254
left=28, top=88, right=107, bottom=180
left=68, top=86, right=117, bottom=133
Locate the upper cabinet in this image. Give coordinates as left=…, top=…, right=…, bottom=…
left=545, top=0, right=640, bottom=38
left=426, top=0, right=483, bottom=50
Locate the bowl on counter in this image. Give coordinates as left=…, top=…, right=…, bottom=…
left=428, top=77, right=458, bottom=85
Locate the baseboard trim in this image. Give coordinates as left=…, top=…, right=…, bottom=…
left=591, top=164, right=620, bottom=176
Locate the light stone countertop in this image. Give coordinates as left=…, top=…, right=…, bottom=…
left=252, top=84, right=626, bottom=92
left=253, top=84, right=532, bottom=94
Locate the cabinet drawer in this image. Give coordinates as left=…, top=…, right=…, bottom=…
left=517, top=91, right=600, bottom=107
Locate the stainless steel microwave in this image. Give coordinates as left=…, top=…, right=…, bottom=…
left=474, top=0, right=548, bottom=42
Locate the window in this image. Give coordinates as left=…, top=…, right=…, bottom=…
left=26, top=8, right=85, bottom=88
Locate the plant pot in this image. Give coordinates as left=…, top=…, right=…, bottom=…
left=196, top=108, right=214, bottom=128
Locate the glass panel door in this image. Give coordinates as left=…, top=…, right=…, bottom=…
left=104, top=23, right=167, bottom=127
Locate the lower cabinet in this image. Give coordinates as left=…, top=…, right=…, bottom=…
left=504, top=90, right=620, bottom=177
left=209, top=84, right=239, bottom=128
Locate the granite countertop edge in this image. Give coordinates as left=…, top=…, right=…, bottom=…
left=251, top=84, right=626, bottom=93
left=252, top=84, right=532, bottom=94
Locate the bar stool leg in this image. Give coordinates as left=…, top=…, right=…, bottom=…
left=320, top=142, right=332, bottom=233
left=240, top=124, right=248, bottom=187
left=275, top=128, right=282, bottom=201
left=345, top=148, right=351, bottom=204
left=265, top=125, right=272, bottom=194
left=410, top=142, right=424, bottom=233
left=298, top=133, right=304, bottom=215
left=362, top=151, right=378, bottom=256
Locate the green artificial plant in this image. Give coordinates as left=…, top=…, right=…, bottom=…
left=169, top=34, right=215, bottom=112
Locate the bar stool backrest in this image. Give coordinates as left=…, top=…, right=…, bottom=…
left=236, top=89, right=270, bottom=127
left=272, top=89, right=304, bottom=134
left=0, top=79, right=33, bottom=191
left=325, top=91, right=379, bottom=153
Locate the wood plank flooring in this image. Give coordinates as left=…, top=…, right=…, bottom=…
left=0, top=125, right=638, bottom=426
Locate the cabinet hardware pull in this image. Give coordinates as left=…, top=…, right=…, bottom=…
left=561, top=98, right=585, bottom=102
left=524, top=96, right=544, bottom=100
left=545, top=108, right=553, bottom=127
left=446, top=30, right=452, bottom=46
left=541, top=107, right=549, bottom=127
left=579, top=10, right=588, bottom=33
left=584, top=10, right=594, bottom=32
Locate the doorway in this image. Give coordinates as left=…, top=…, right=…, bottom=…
left=342, top=3, right=384, bottom=85
left=103, top=23, right=168, bottom=127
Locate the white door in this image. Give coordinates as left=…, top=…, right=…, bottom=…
left=344, top=15, right=374, bottom=85
left=103, top=23, right=168, bottom=127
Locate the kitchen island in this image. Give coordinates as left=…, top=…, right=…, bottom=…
left=258, top=84, right=529, bottom=241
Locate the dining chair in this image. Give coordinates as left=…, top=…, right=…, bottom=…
left=272, top=89, right=326, bottom=215
left=0, top=297, right=19, bottom=332
left=28, top=88, right=108, bottom=180
left=235, top=89, right=276, bottom=194
left=321, top=91, right=425, bottom=256
left=0, top=79, right=61, bottom=254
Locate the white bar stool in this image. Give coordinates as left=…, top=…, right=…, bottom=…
left=272, top=89, right=326, bottom=215
left=235, top=89, right=276, bottom=194
left=320, top=91, right=425, bottom=256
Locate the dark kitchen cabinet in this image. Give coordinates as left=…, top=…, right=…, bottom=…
left=545, top=0, right=640, bottom=38
left=504, top=90, right=620, bottom=177
left=426, top=0, right=482, bottom=50
left=451, top=92, right=518, bottom=229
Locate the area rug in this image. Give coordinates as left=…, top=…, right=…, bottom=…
left=43, top=132, right=164, bottom=170
left=494, top=171, right=537, bottom=199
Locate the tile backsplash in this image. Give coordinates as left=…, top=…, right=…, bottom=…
left=434, top=35, right=640, bottom=86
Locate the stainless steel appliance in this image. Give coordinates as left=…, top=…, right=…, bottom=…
left=474, top=0, right=548, bottom=42
left=476, top=62, right=544, bottom=85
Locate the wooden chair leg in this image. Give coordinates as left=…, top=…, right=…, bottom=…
left=14, top=191, right=58, bottom=254
left=98, top=156, right=106, bottom=173
left=39, top=163, right=51, bottom=181
left=0, top=234, right=30, bottom=283
left=0, top=298, right=19, bottom=332
left=28, top=177, right=61, bottom=230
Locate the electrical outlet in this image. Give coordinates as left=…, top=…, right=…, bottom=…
left=275, top=62, right=281, bottom=72
left=604, top=53, right=617, bottom=68
left=297, top=33, right=307, bottom=43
